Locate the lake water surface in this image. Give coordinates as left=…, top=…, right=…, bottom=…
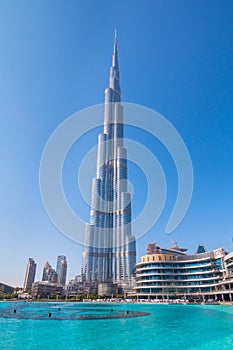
left=0, top=302, right=233, bottom=349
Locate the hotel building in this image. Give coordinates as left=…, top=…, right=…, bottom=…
left=135, top=242, right=233, bottom=301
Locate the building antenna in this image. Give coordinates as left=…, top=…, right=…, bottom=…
left=170, top=238, right=177, bottom=247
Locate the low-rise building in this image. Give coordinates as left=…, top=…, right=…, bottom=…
left=66, top=275, right=86, bottom=296
left=0, top=282, right=14, bottom=294
left=135, top=242, right=233, bottom=301
left=31, top=282, right=64, bottom=299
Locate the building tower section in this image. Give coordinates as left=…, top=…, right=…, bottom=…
left=23, top=258, right=37, bottom=292
left=82, top=33, right=136, bottom=290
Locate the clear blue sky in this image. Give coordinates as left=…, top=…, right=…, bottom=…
left=0, top=0, right=232, bottom=287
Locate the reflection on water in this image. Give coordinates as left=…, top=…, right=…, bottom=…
left=0, top=302, right=149, bottom=321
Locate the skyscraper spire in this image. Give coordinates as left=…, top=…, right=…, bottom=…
left=114, top=28, right=117, bottom=53
left=82, top=34, right=136, bottom=295
left=108, top=30, right=120, bottom=98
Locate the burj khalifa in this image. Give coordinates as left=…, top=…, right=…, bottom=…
left=82, top=33, right=136, bottom=291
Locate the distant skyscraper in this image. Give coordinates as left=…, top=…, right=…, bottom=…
left=42, top=261, right=58, bottom=283
left=82, top=33, right=136, bottom=289
left=56, top=255, right=67, bottom=285
left=23, top=258, right=37, bottom=292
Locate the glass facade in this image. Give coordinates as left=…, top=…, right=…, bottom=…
left=135, top=245, right=233, bottom=300
left=56, top=256, right=67, bottom=285
left=23, top=258, right=37, bottom=292
left=82, top=34, right=136, bottom=288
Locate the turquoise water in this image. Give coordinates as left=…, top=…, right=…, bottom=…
left=0, top=302, right=233, bottom=349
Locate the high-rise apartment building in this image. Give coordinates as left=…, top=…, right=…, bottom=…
left=23, top=258, right=37, bottom=292
left=42, top=261, right=58, bottom=283
left=56, top=255, right=67, bottom=285
left=82, top=33, right=136, bottom=291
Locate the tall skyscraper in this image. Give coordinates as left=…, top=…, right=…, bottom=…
left=42, top=261, right=58, bottom=283
left=82, top=33, right=136, bottom=291
left=23, top=258, right=37, bottom=292
left=56, top=255, right=67, bottom=285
